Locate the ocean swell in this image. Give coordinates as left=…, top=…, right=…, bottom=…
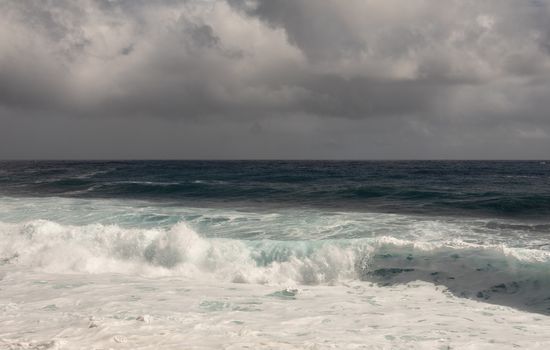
left=1, top=219, right=550, bottom=314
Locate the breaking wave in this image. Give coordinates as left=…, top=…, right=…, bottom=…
left=2, top=219, right=550, bottom=313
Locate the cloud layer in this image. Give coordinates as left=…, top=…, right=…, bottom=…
left=1, top=0, right=550, bottom=159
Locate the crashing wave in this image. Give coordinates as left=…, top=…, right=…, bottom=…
left=1, top=219, right=550, bottom=313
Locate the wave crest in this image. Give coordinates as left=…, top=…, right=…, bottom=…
left=2, top=219, right=550, bottom=313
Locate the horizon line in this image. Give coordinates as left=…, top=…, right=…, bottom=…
left=0, top=159, right=548, bottom=162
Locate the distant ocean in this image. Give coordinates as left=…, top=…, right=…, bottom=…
left=1, top=161, right=550, bottom=349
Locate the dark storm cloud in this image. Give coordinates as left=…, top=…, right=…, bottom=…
left=228, top=0, right=369, bottom=62
left=1, top=0, right=550, bottom=159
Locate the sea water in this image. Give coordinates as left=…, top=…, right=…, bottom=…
left=1, top=161, right=550, bottom=349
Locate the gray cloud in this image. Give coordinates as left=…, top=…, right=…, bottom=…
left=1, top=0, right=550, bottom=159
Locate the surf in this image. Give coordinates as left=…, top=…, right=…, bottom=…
left=2, top=219, right=550, bottom=315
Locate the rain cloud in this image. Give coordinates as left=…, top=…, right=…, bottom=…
left=1, top=0, right=550, bottom=159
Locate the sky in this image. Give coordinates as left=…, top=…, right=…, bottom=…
left=1, top=0, right=550, bottom=159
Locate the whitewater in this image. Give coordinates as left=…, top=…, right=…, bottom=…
left=1, top=161, right=550, bottom=349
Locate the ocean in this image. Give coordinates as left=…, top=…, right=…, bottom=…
left=1, top=160, right=550, bottom=349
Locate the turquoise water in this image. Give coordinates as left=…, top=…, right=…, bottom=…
left=1, top=161, right=550, bottom=315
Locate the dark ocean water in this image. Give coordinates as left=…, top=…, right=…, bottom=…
left=2, top=160, right=550, bottom=314
left=1, top=160, right=549, bottom=218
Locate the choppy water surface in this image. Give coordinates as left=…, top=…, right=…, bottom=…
left=1, top=161, right=549, bottom=349
left=2, top=160, right=550, bottom=217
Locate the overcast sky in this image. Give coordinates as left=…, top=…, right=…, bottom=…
left=1, top=0, right=550, bottom=159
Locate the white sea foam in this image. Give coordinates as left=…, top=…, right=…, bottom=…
left=0, top=219, right=358, bottom=285
left=1, top=196, right=550, bottom=348
left=1, top=267, right=550, bottom=349
left=2, top=195, right=549, bottom=247
left=2, top=218, right=550, bottom=296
